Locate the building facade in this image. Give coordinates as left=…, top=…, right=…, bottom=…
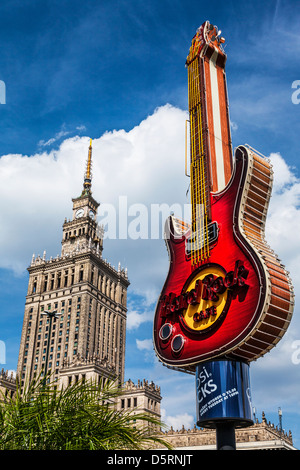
left=116, top=379, right=162, bottom=433
left=17, top=140, right=129, bottom=389
left=0, top=369, right=15, bottom=401
left=157, top=412, right=295, bottom=450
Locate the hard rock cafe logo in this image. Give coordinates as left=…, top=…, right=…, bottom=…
left=160, top=260, right=249, bottom=334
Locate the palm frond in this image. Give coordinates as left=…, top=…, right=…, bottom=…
left=0, top=374, right=172, bottom=450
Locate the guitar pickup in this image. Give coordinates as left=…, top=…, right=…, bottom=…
left=185, top=221, right=219, bottom=256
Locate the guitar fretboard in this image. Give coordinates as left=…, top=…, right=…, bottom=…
left=188, top=56, right=211, bottom=265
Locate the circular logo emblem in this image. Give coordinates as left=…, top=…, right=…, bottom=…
left=180, top=265, right=229, bottom=333
left=158, top=260, right=248, bottom=340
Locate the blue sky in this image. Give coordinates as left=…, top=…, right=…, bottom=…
left=1, top=0, right=300, bottom=448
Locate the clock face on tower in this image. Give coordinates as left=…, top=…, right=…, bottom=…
left=75, top=208, right=84, bottom=219
left=89, top=210, right=95, bottom=219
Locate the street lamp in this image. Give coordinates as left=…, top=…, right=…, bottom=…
left=41, top=309, right=62, bottom=384
left=278, top=407, right=283, bottom=437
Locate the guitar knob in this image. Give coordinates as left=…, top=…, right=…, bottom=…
left=171, top=334, right=185, bottom=353
left=159, top=323, right=173, bottom=341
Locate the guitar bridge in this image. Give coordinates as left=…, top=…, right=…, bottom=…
left=185, top=221, right=219, bottom=256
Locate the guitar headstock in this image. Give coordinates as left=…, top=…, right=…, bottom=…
left=186, top=21, right=226, bottom=65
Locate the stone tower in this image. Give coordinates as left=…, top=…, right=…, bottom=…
left=17, top=140, right=129, bottom=390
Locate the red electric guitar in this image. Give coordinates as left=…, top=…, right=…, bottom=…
left=153, top=21, right=294, bottom=371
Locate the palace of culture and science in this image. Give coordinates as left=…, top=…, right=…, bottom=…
left=14, top=140, right=161, bottom=423
left=18, top=139, right=128, bottom=388
left=0, top=141, right=296, bottom=450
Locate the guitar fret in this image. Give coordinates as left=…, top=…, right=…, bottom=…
left=188, top=56, right=211, bottom=265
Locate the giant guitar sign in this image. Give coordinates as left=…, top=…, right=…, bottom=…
left=153, top=21, right=294, bottom=371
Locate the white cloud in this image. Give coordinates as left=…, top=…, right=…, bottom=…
left=126, top=309, right=153, bottom=330
left=135, top=338, right=156, bottom=364
left=0, top=105, right=188, bottom=287
left=266, top=152, right=300, bottom=290
left=76, top=125, right=87, bottom=132
left=269, top=152, right=298, bottom=190
left=0, top=137, right=87, bottom=273
left=230, top=120, right=238, bottom=131
left=161, top=409, right=195, bottom=431
left=37, top=123, right=87, bottom=148
left=136, top=338, right=153, bottom=351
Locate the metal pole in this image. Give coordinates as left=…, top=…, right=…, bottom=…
left=216, top=422, right=236, bottom=450
left=278, top=407, right=283, bottom=437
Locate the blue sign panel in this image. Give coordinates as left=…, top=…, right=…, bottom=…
left=195, top=360, right=253, bottom=428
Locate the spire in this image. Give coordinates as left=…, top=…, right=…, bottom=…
left=82, top=138, right=93, bottom=196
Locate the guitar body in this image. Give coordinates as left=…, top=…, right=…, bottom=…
left=153, top=146, right=294, bottom=370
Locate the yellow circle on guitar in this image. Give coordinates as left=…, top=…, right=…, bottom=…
left=181, top=266, right=228, bottom=332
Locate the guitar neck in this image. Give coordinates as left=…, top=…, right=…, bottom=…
left=187, top=22, right=233, bottom=265
left=188, top=56, right=211, bottom=263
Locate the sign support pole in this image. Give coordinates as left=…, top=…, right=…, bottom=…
left=215, top=422, right=236, bottom=450
left=195, top=358, right=253, bottom=450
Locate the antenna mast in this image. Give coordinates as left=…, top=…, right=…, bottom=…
left=82, top=138, right=93, bottom=195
